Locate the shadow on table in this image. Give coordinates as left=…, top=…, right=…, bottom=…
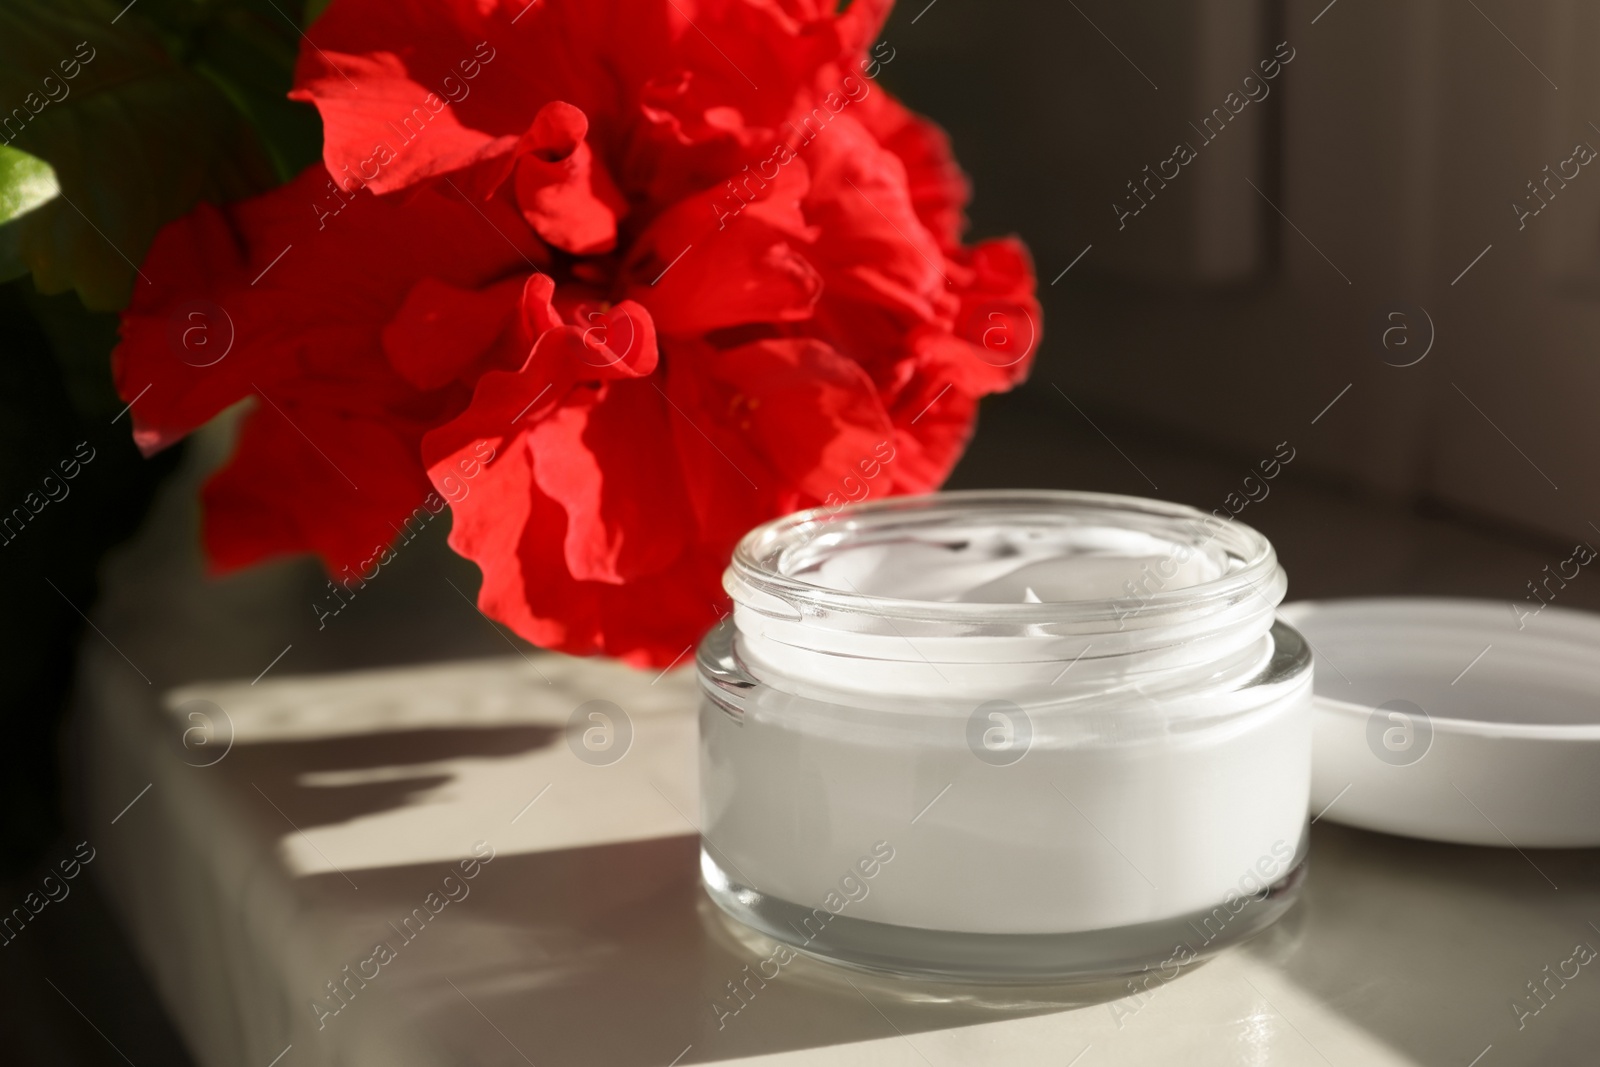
left=305, top=822, right=1600, bottom=1067
left=1250, top=822, right=1600, bottom=1067
left=223, top=724, right=560, bottom=832
left=315, top=833, right=1143, bottom=1066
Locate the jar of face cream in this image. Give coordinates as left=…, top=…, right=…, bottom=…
left=697, top=490, right=1313, bottom=981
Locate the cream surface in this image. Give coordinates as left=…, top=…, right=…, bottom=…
left=794, top=525, right=1225, bottom=603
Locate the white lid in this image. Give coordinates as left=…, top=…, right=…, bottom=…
left=1280, top=597, right=1600, bottom=847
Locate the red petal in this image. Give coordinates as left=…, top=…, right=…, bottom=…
left=626, top=161, right=821, bottom=334
left=424, top=358, right=718, bottom=665
left=116, top=164, right=540, bottom=447
left=204, top=397, right=434, bottom=575
left=113, top=202, right=249, bottom=455
left=530, top=380, right=688, bottom=584
left=628, top=71, right=756, bottom=204
left=801, top=113, right=954, bottom=327
left=852, top=88, right=971, bottom=253
left=513, top=102, right=629, bottom=255
left=519, top=273, right=564, bottom=337
left=665, top=337, right=891, bottom=558
left=114, top=163, right=541, bottom=578
left=883, top=368, right=979, bottom=495
left=293, top=2, right=527, bottom=196
left=381, top=276, right=521, bottom=391
left=531, top=300, right=659, bottom=382
left=293, top=0, right=676, bottom=197
left=915, top=237, right=1042, bottom=394
left=710, top=336, right=893, bottom=501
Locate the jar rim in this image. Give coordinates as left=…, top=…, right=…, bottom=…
left=727, top=488, right=1282, bottom=630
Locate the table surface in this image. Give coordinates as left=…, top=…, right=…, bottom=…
left=72, top=419, right=1600, bottom=1067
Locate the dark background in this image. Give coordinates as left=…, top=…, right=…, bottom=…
left=5, top=0, right=1600, bottom=1061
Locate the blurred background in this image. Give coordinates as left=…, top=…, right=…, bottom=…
left=4, top=0, right=1599, bottom=1061
left=922, top=0, right=1600, bottom=544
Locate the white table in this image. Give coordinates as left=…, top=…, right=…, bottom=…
left=73, top=434, right=1600, bottom=1066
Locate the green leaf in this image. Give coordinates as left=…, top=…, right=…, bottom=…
left=0, top=144, right=58, bottom=225
left=0, top=0, right=279, bottom=310
left=0, top=144, right=59, bottom=285
left=129, top=0, right=323, bottom=182
left=187, top=7, right=323, bottom=181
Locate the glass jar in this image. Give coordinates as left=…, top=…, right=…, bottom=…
left=696, top=490, right=1312, bottom=982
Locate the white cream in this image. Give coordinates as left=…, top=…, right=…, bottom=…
left=702, top=676, right=1309, bottom=934
left=795, top=525, right=1224, bottom=603
left=701, top=492, right=1313, bottom=970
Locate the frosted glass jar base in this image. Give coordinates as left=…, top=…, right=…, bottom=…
left=701, top=846, right=1308, bottom=984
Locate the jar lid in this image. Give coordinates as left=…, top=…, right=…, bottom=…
left=1280, top=597, right=1600, bottom=848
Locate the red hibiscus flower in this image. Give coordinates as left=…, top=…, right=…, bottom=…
left=113, top=0, right=1041, bottom=666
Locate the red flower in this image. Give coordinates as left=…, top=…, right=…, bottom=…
left=114, top=0, right=1041, bottom=666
